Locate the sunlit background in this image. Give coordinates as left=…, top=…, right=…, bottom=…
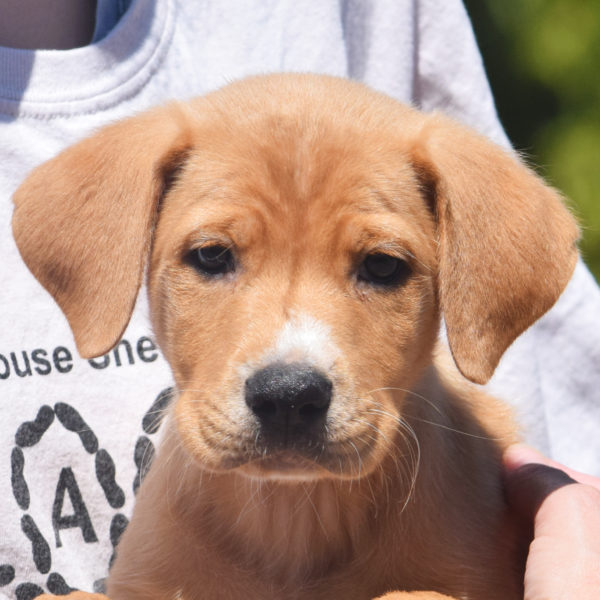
left=464, top=1, right=600, bottom=281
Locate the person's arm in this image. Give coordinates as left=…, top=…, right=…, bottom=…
left=504, top=444, right=600, bottom=599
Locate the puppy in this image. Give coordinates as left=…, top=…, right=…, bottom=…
left=12, top=74, right=578, bottom=600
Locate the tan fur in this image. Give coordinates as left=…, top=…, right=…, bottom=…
left=13, top=74, right=578, bottom=600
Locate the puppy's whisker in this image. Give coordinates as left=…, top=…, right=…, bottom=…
left=366, top=386, right=444, bottom=418
left=354, top=435, right=379, bottom=512
left=354, top=416, right=387, bottom=441
left=397, top=420, right=421, bottom=513
left=408, top=417, right=505, bottom=442
left=366, top=403, right=502, bottom=442
left=354, top=419, right=405, bottom=475
left=233, top=480, right=266, bottom=527
left=348, top=439, right=363, bottom=480
left=137, top=437, right=158, bottom=485
left=360, top=403, right=421, bottom=511
left=142, top=409, right=171, bottom=417
left=302, top=483, right=330, bottom=542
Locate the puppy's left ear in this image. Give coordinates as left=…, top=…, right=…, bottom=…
left=412, top=114, right=579, bottom=385
left=12, top=103, right=192, bottom=358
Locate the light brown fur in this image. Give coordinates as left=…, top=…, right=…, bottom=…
left=12, top=74, right=578, bottom=600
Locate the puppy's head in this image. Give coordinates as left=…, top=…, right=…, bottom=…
left=12, top=75, right=578, bottom=482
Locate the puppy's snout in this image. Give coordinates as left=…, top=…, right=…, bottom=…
left=245, top=362, right=332, bottom=432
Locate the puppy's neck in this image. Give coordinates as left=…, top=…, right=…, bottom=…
left=155, top=424, right=405, bottom=584
left=206, top=475, right=377, bottom=581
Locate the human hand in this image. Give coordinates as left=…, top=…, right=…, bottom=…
left=503, top=444, right=600, bottom=600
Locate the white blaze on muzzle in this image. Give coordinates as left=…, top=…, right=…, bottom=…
left=267, top=313, right=340, bottom=371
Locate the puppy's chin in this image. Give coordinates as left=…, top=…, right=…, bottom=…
left=236, top=453, right=332, bottom=482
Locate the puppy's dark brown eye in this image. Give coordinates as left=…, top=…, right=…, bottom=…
left=358, top=253, right=410, bottom=287
left=189, top=245, right=235, bottom=277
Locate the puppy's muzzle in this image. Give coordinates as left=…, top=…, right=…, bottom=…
left=245, top=362, right=332, bottom=444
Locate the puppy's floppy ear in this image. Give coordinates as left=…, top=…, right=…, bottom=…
left=412, top=114, right=579, bottom=385
left=12, top=103, right=192, bottom=358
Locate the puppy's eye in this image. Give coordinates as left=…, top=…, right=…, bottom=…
left=358, top=253, right=410, bottom=287
left=189, top=245, right=235, bottom=277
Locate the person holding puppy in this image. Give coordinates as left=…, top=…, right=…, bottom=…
left=0, top=1, right=599, bottom=598
left=504, top=445, right=600, bottom=599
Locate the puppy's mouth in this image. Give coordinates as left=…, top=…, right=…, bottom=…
left=188, top=412, right=382, bottom=481
left=179, top=362, right=392, bottom=481
left=216, top=407, right=382, bottom=481
left=236, top=434, right=377, bottom=481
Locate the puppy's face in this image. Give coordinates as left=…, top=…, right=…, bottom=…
left=150, top=121, right=439, bottom=480
left=12, top=74, right=578, bottom=484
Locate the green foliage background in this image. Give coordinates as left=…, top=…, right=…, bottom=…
left=464, top=1, right=600, bottom=281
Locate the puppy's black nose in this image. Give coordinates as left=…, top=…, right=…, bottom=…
left=245, top=362, right=332, bottom=432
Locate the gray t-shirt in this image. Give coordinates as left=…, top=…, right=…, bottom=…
left=1, top=0, right=599, bottom=596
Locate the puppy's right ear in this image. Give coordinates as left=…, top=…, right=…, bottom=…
left=12, top=103, right=192, bottom=358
